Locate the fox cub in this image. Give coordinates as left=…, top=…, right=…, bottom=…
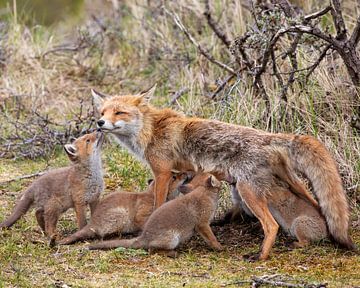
left=58, top=172, right=187, bottom=245
left=0, top=132, right=104, bottom=241
left=88, top=173, right=223, bottom=254
left=227, top=179, right=328, bottom=249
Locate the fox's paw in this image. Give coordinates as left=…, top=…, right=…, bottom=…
left=57, top=238, right=72, bottom=245
left=165, top=250, right=178, bottom=258
left=212, top=243, right=224, bottom=252
left=48, top=233, right=59, bottom=248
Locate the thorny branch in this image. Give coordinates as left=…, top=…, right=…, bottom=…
left=0, top=98, right=96, bottom=159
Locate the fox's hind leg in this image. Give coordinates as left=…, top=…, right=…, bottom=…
left=236, top=181, right=279, bottom=261
left=196, top=224, right=223, bottom=251
left=35, top=208, right=45, bottom=232
left=44, top=204, right=63, bottom=246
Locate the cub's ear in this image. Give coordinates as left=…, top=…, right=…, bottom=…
left=207, top=175, right=221, bottom=188
left=91, top=89, right=108, bottom=110
left=138, top=83, right=157, bottom=103
left=64, top=144, right=78, bottom=161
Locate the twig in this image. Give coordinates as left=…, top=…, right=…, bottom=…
left=330, top=0, right=347, bottom=40
left=169, top=88, right=189, bottom=105
left=279, top=33, right=302, bottom=102
left=305, top=44, right=332, bottom=81
left=304, top=6, right=332, bottom=21
left=0, top=171, right=47, bottom=185
left=210, top=74, right=236, bottom=99
left=271, top=50, right=284, bottom=93
left=204, top=0, right=231, bottom=47
left=349, top=15, right=360, bottom=46
left=252, top=275, right=328, bottom=288
left=273, top=0, right=296, bottom=18
left=163, top=7, right=236, bottom=75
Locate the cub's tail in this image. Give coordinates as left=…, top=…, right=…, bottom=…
left=88, top=237, right=145, bottom=250
left=0, top=189, right=33, bottom=229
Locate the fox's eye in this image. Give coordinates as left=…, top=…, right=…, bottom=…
left=86, top=139, right=91, bottom=144
left=101, top=112, right=104, bottom=116
left=172, top=175, right=177, bottom=180
left=115, top=111, right=124, bottom=115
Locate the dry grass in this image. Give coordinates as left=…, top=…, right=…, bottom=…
left=0, top=0, right=359, bottom=286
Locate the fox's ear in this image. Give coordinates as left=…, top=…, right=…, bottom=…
left=207, top=175, right=221, bottom=188
left=138, top=84, right=157, bottom=103
left=64, top=144, right=78, bottom=161
left=147, top=179, right=154, bottom=185
left=91, top=89, right=108, bottom=110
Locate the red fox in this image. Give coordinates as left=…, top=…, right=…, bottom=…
left=0, top=132, right=104, bottom=242
left=88, top=173, right=223, bottom=253
left=58, top=172, right=187, bottom=245
left=92, top=86, right=355, bottom=260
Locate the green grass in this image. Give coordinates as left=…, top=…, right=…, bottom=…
left=0, top=147, right=359, bottom=287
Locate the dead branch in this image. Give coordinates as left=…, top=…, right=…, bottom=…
left=210, top=74, right=236, bottom=99
left=223, top=274, right=327, bottom=288
left=304, top=6, right=332, bottom=21
left=163, top=7, right=236, bottom=75
left=169, top=87, right=189, bottom=105
left=349, top=15, right=360, bottom=46
left=305, top=44, right=332, bottom=81
left=203, top=0, right=231, bottom=48
left=272, top=0, right=296, bottom=18
left=0, top=171, right=47, bottom=185
left=330, top=0, right=347, bottom=40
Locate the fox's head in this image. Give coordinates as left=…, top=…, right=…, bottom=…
left=91, top=85, right=156, bottom=136
left=64, top=131, right=104, bottom=164
left=147, top=171, right=190, bottom=200
left=178, top=172, right=221, bottom=194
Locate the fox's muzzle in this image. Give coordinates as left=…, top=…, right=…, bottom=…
left=97, top=120, right=105, bottom=127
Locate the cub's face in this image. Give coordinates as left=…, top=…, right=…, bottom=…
left=178, top=172, right=221, bottom=194
left=64, top=131, right=104, bottom=163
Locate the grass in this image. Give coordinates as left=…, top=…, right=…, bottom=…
left=0, top=146, right=359, bottom=287
left=0, top=0, right=359, bottom=286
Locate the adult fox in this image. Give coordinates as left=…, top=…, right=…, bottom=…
left=92, top=86, right=355, bottom=260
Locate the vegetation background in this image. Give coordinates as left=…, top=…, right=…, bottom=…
left=0, top=0, right=359, bottom=287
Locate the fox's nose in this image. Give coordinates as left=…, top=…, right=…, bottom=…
left=97, top=120, right=105, bottom=127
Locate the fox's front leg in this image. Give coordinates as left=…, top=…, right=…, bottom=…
left=74, top=202, right=87, bottom=229
left=89, top=199, right=99, bottom=216
left=153, top=171, right=173, bottom=208
left=196, top=224, right=223, bottom=251
left=151, top=159, right=175, bottom=209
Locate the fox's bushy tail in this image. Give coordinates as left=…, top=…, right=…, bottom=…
left=289, top=135, right=355, bottom=249
left=88, top=237, right=145, bottom=250
left=0, top=189, right=33, bottom=229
